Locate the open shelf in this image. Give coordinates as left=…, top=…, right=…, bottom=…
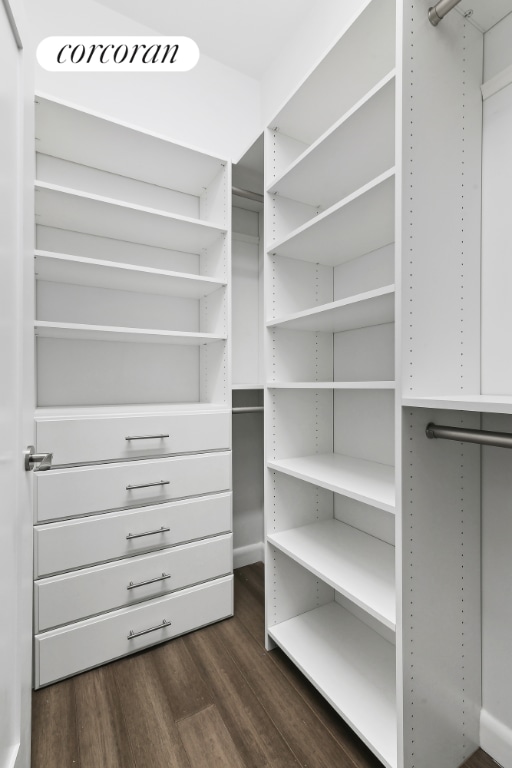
left=268, top=382, right=395, bottom=389
left=403, top=394, right=512, bottom=415
left=232, top=384, right=265, bottom=390
left=268, top=170, right=395, bottom=267
left=34, top=403, right=230, bottom=422
left=269, top=602, right=397, bottom=768
left=270, top=0, right=396, bottom=148
left=268, top=71, right=395, bottom=208
left=267, top=285, right=394, bottom=333
left=268, top=453, right=395, bottom=513
left=268, top=519, right=395, bottom=630
left=34, top=321, right=226, bottom=346
left=34, top=251, right=226, bottom=299
left=35, top=94, right=225, bottom=196
left=35, top=182, right=226, bottom=253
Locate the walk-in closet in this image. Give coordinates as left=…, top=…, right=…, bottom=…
left=2, top=1, right=512, bottom=767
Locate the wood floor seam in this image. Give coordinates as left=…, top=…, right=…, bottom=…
left=174, top=702, right=218, bottom=725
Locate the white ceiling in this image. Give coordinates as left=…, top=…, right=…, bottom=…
left=93, top=0, right=313, bottom=78
left=457, top=0, right=512, bottom=31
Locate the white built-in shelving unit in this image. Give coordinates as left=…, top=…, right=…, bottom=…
left=264, top=0, right=512, bottom=766
left=264, top=1, right=396, bottom=766
left=32, top=94, right=233, bottom=687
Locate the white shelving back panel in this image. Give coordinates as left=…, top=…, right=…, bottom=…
left=37, top=338, right=200, bottom=407
left=35, top=183, right=226, bottom=254
left=37, top=226, right=202, bottom=276
left=334, top=389, right=395, bottom=466
left=37, top=154, right=201, bottom=221
left=35, top=94, right=225, bottom=197
left=37, top=281, right=200, bottom=333
left=34, top=252, right=226, bottom=299
left=334, top=324, right=395, bottom=383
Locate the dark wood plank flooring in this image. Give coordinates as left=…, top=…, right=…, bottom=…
left=32, top=563, right=500, bottom=768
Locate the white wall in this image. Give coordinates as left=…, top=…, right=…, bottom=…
left=259, top=0, right=368, bottom=127
left=28, top=0, right=260, bottom=160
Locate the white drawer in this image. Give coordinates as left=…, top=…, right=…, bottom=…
left=35, top=451, right=231, bottom=523
left=36, top=409, right=231, bottom=466
left=35, top=575, right=233, bottom=688
left=35, top=534, right=232, bottom=632
left=34, top=492, right=232, bottom=577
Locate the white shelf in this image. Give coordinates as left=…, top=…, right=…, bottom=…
left=34, top=321, right=226, bottom=346
left=268, top=519, right=395, bottom=630
left=268, top=453, right=395, bottom=513
left=268, top=72, right=395, bottom=208
left=35, top=182, right=226, bottom=253
left=403, top=394, right=512, bottom=415
left=35, top=94, right=225, bottom=196
left=34, top=251, right=226, bottom=299
left=232, top=384, right=265, bottom=390
left=34, top=402, right=230, bottom=419
left=267, top=285, right=394, bottom=333
left=268, top=169, right=395, bottom=267
left=269, top=602, right=397, bottom=768
left=270, top=0, right=396, bottom=147
left=268, top=382, right=395, bottom=389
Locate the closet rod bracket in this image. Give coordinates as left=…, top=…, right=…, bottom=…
left=428, top=0, right=463, bottom=26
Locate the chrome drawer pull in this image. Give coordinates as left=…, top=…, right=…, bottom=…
left=127, top=573, right=171, bottom=590
left=126, top=526, right=170, bottom=540
left=127, top=618, right=171, bottom=640
left=126, top=480, right=170, bottom=490
left=125, top=434, right=169, bottom=441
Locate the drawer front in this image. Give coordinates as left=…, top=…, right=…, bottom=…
left=36, top=410, right=231, bottom=466
left=35, top=534, right=232, bottom=632
left=34, top=492, right=232, bottom=577
left=35, top=451, right=231, bottom=522
left=35, top=575, right=233, bottom=688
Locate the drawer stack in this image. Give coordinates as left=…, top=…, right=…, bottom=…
left=33, top=97, right=233, bottom=688
left=33, top=407, right=233, bottom=688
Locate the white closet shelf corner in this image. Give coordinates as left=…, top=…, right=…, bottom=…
left=268, top=602, right=397, bottom=768
left=267, top=453, right=395, bottom=513
left=35, top=182, right=227, bottom=253
left=34, top=321, right=227, bottom=346
left=34, top=251, right=226, bottom=299
left=266, top=169, right=395, bottom=267
left=268, top=518, right=396, bottom=630
left=267, top=284, right=395, bottom=333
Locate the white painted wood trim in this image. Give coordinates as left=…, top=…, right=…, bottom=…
left=233, top=541, right=264, bottom=568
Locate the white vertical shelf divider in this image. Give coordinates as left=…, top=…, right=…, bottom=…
left=264, top=1, right=398, bottom=766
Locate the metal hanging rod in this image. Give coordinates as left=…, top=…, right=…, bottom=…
left=426, top=422, right=512, bottom=449
left=232, top=406, right=264, bottom=414
left=428, top=0, right=463, bottom=26
left=232, top=186, right=264, bottom=204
